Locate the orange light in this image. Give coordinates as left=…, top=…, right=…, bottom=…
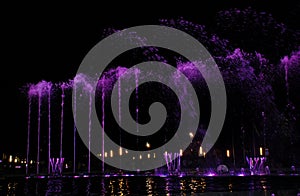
left=226, top=150, right=230, bottom=158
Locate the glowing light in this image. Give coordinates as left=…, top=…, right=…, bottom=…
left=153, top=153, right=156, bottom=158
left=119, top=147, right=123, bottom=156
left=139, top=155, right=142, bottom=159
left=30, top=160, right=33, bottom=164
left=146, top=142, right=150, bottom=148
left=125, top=150, right=128, bottom=154
left=104, top=152, right=108, bottom=158
left=260, top=147, right=263, bottom=156
left=203, top=152, right=206, bottom=158
left=110, top=150, right=113, bottom=158
left=199, top=146, right=203, bottom=156
left=189, top=132, right=194, bottom=138
left=179, top=149, right=183, bottom=156
left=133, top=157, right=135, bottom=160
left=206, top=172, right=216, bottom=176
left=9, top=155, right=13, bottom=163
left=14, top=158, right=18, bottom=163
left=226, top=150, right=230, bottom=157
left=21, top=161, right=23, bottom=164
left=148, top=153, right=150, bottom=159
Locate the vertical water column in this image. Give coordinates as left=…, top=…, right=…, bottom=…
left=88, top=90, right=92, bottom=173
left=60, top=84, right=65, bottom=174
left=284, top=56, right=289, bottom=102
left=135, top=69, right=139, bottom=150
left=73, top=83, right=77, bottom=174
left=36, top=89, right=42, bottom=175
left=26, top=94, right=32, bottom=176
left=101, top=77, right=105, bottom=174
left=47, top=83, right=52, bottom=175
left=117, top=69, right=123, bottom=168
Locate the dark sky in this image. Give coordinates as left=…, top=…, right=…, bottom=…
left=1, top=1, right=299, bottom=155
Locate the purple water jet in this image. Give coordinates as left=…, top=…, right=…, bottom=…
left=59, top=82, right=68, bottom=173
left=26, top=91, right=32, bottom=176
left=73, top=73, right=94, bottom=173
left=26, top=80, right=49, bottom=175
left=47, top=83, right=52, bottom=175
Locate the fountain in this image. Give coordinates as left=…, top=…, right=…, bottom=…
left=26, top=81, right=52, bottom=175
left=49, top=158, right=64, bottom=175
left=72, top=73, right=94, bottom=174
left=59, top=82, right=66, bottom=175
left=21, top=12, right=300, bottom=180
left=246, top=156, right=267, bottom=175
left=164, top=152, right=181, bottom=175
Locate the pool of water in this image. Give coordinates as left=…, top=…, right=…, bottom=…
left=1, top=175, right=300, bottom=195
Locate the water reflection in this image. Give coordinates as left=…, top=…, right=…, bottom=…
left=7, top=182, right=18, bottom=195
left=146, top=177, right=154, bottom=195
left=108, top=178, right=130, bottom=195
left=46, top=178, right=63, bottom=194
left=0, top=175, right=299, bottom=195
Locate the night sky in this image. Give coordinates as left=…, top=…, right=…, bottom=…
left=2, top=1, right=300, bottom=156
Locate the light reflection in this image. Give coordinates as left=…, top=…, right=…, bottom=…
left=180, top=179, right=186, bottom=191
left=200, top=178, right=206, bottom=192
left=146, top=177, right=154, bottom=195
left=228, top=183, right=233, bottom=192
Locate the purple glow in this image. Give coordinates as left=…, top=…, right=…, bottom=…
left=101, top=76, right=105, bottom=174
left=88, top=90, right=92, bottom=173
left=22, top=13, right=300, bottom=178
left=47, top=83, right=52, bottom=175
left=205, top=171, right=217, bottom=177
left=135, top=68, right=139, bottom=137
left=26, top=81, right=53, bottom=175
left=35, top=81, right=49, bottom=175
left=73, top=82, right=77, bottom=174
left=177, top=61, right=202, bottom=82
left=60, top=83, right=66, bottom=168
left=158, top=174, right=167, bottom=177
